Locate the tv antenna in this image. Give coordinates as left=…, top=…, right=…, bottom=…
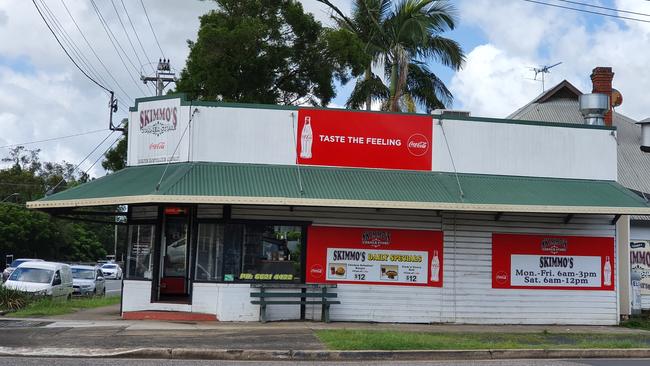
left=528, top=62, right=562, bottom=92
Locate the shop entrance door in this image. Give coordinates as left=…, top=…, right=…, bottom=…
left=157, top=208, right=190, bottom=302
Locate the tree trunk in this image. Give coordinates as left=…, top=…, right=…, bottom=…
left=364, top=67, right=372, bottom=111
left=389, top=62, right=399, bottom=112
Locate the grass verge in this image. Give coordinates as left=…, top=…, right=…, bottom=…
left=315, top=330, right=650, bottom=350
left=6, top=296, right=120, bottom=318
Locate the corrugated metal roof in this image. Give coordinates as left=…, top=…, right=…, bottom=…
left=508, top=84, right=650, bottom=196
left=28, top=162, right=650, bottom=214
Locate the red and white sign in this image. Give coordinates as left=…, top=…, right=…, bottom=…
left=306, top=226, right=443, bottom=287
left=492, top=233, right=615, bottom=291
left=297, top=109, right=432, bottom=171
left=128, top=98, right=189, bottom=166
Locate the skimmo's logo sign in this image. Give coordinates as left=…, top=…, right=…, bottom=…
left=140, top=107, right=178, bottom=136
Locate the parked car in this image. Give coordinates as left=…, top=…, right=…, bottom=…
left=100, top=263, right=122, bottom=280
left=4, top=261, right=73, bottom=299
left=2, top=258, right=43, bottom=282
left=71, top=265, right=105, bottom=296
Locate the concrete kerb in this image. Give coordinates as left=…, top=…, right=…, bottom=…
left=2, top=347, right=650, bottom=361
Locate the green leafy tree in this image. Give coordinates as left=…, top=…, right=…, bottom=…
left=318, top=0, right=465, bottom=112
left=0, top=148, right=112, bottom=263
left=176, top=0, right=355, bottom=106
left=102, top=133, right=128, bottom=173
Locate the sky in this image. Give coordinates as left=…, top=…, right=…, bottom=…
left=0, top=0, right=649, bottom=178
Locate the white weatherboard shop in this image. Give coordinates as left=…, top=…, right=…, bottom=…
left=29, top=94, right=650, bottom=325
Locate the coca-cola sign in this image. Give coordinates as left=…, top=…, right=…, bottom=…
left=140, top=107, right=178, bottom=136
left=129, top=98, right=188, bottom=166
left=306, top=226, right=444, bottom=287
left=407, top=134, right=430, bottom=157
left=297, top=109, right=432, bottom=171
left=492, top=233, right=615, bottom=291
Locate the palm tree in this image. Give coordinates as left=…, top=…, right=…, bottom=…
left=322, top=0, right=390, bottom=110
left=318, top=0, right=464, bottom=112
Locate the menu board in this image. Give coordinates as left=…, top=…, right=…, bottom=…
left=631, top=240, right=650, bottom=295
left=492, top=233, right=615, bottom=291
left=306, top=226, right=443, bottom=287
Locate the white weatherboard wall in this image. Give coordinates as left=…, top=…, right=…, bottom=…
left=432, top=119, right=618, bottom=181
left=128, top=97, right=618, bottom=181
left=228, top=206, right=618, bottom=325
left=190, top=107, right=296, bottom=165
left=437, top=212, right=617, bottom=325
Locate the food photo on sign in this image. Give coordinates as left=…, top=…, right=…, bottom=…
left=306, top=226, right=443, bottom=287
left=492, top=233, right=615, bottom=291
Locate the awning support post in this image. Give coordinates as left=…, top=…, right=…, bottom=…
left=611, top=214, right=622, bottom=225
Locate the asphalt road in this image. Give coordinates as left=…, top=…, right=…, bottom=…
left=104, top=279, right=121, bottom=297
left=0, top=358, right=649, bottom=366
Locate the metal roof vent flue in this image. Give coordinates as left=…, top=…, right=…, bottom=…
left=579, top=93, right=609, bottom=126
left=639, top=118, right=650, bottom=153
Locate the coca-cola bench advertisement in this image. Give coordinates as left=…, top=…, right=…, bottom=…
left=492, top=233, right=615, bottom=291
left=306, top=226, right=443, bottom=287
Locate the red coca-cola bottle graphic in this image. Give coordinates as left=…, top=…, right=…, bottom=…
left=603, top=256, right=612, bottom=286
left=430, top=250, right=440, bottom=282
left=300, top=116, right=313, bottom=159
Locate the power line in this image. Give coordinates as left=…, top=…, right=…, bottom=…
left=0, top=129, right=106, bottom=149
left=521, top=0, right=650, bottom=24
left=47, top=119, right=126, bottom=194
left=60, top=0, right=133, bottom=103
left=89, top=0, right=149, bottom=95
left=109, top=0, right=148, bottom=74
left=31, top=0, right=111, bottom=93
left=83, top=135, right=122, bottom=177
left=120, top=0, right=155, bottom=73
left=140, top=0, right=165, bottom=58
left=38, top=0, right=112, bottom=97
left=555, top=0, right=650, bottom=18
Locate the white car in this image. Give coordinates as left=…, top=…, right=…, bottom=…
left=100, top=263, right=122, bottom=280
left=2, top=258, right=43, bottom=282
left=4, top=261, right=73, bottom=299
left=71, top=265, right=106, bottom=296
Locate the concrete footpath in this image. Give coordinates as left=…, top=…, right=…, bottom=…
left=1, top=305, right=649, bottom=361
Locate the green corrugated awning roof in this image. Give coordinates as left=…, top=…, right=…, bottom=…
left=27, top=162, right=650, bottom=214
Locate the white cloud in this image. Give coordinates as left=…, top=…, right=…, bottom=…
left=0, top=0, right=355, bottom=178
left=450, top=45, right=542, bottom=117
left=451, top=0, right=650, bottom=120
left=0, top=0, right=212, bottom=176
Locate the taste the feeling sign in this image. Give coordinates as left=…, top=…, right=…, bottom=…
left=492, top=233, right=615, bottom=291
left=296, top=109, right=433, bottom=171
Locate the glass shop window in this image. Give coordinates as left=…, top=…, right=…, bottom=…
left=195, top=223, right=303, bottom=283
left=126, top=224, right=156, bottom=280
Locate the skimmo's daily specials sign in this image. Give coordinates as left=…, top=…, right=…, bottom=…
left=492, top=233, right=615, bottom=291
left=306, top=226, right=443, bottom=287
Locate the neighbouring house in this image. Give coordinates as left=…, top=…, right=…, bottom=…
left=509, top=67, right=650, bottom=310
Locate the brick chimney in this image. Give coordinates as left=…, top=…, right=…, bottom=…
left=590, top=67, right=614, bottom=126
